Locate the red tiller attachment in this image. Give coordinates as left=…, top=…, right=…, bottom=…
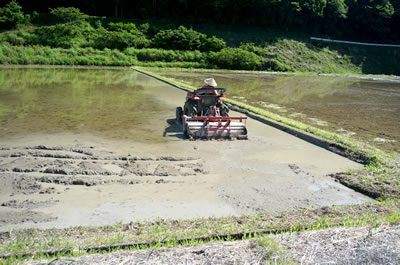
left=183, top=115, right=248, bottom=140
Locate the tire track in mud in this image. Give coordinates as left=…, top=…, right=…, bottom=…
left=0, top=145, right=207, bottom=187
left=0, top=145, right=208, bottom=225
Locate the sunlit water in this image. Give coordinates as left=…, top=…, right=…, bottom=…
left=1, top=67, right=399, bottom=153
left=0, top=68, right=179, bottom=143
left=153, top=69, right=400, bottom=153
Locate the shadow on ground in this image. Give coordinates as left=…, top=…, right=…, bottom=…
left=163, top=118, right=185, bottom=139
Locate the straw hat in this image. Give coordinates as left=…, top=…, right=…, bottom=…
left=204, top=78, right=217, bottom=87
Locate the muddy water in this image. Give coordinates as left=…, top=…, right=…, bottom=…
left=0, top=67, right=369, bottom=231
left=152, top=69, right=400, bottom=153
left=0, top=68, right=176, bottom=143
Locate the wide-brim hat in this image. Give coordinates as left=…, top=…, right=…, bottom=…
left=204, top=78, right=217, bottom=87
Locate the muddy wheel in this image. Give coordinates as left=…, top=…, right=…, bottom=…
left=185, top=102, right=198, bottom=117
left=220, top=102, right=230, bottom=116
left=176, top=107, right=183, bottom=123
left=184, top=129, right=192, bottom=140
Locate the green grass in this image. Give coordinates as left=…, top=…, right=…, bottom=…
left=254, top=236, right=297, bottom=265
left=1, top=199, right=399, bottom=264
left=0, top=43, right=136, bottom=66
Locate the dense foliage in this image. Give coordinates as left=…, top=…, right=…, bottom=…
left=7, top=0, right=400, bottom=41
left=0, top=2, right=399, bottom=74
left=208, top=48, right=264, bottom=70
left=0, top=0, right=30, bottom=29
left=152, top=26, right=226, bottom=51
left=0, top=42, right=136, bottom=66
left=50, top=7, right=88, bottom=23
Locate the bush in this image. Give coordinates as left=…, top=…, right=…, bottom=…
left=152, top=26, right=203, bottom=50
left=264, top=59, right=294, bottom=72
left=239, top=42, right=268, bottom=57
left=0, top=20, right=151, bottom=50
left=92, top=27, right=151, bottom=50
left=201, top=35, right=226, bottom=52
left=0, top=43, right=137, bottom=66
left=0, top=0, right=30, bottom=29
left=124, top=48, right=204, bottom=62
left=152, top=25, right=225, bottom=52
left=50, top=7, right=88, bottom=23
left=136, top=61, right=207, bottom=68
left=107, top=22, right=141, bottom=34
left=0, top=29, right=34, bottom=45
left=33, top=21, right=94, bottom=48
left=208, top=48, right=263, bottom=70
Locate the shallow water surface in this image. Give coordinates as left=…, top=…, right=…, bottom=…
left=0, top=68, right=180, bottom=143
left=153, top=69, right=400, bottom=152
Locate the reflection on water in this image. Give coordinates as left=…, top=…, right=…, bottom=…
left=153, top=69, right=400, bottom=152
left=0, top=68, right=176, bottom=143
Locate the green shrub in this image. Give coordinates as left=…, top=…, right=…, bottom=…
left=0, top=43, right=137, bottom=66
left=92, top=27, right=151, bottom=50
left=33, top=21, right=94, bottom=48
left=49, top=7, right=88, bottom=23
left=239, top=42, right=268, bottom=56
left=201, top=35, right=226, bottom=52
left=152, top=25, right=225, bottom=52
left=138, top=23, right=149, bottom=34
left=264, top=59, right=295, bottom=72
left=136, top=61, right=206, bottom=68
left=208, top=48, right=263, bottom=70
left=0, top=29, right=34, bottom=45
left=152, top=26, right=203, bottom=50
left=107, top=22, right=141, bottom=34
left=124, top=48, right=204, bottom=62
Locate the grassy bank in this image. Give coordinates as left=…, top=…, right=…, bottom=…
left=1, top=16, right=400, bottom=75
left=1, top=40, right=399, bottom=76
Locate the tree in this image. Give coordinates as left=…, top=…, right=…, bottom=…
left=50, top=7, right=88, bottom=23
left=346, top=0, right=395, bottom=39
left=300, top=0, right=327, bottom=17
left=322, top=0, right=348, bottom=35
left=0, top=0, right=29, bottom=29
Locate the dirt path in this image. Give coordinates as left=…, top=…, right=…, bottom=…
left=0, top=73, right=369, bottom=231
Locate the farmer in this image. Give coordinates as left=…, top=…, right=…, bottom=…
left=202, top=78, right=217, bottom=89
left=199, top=78, right=218, bottom=95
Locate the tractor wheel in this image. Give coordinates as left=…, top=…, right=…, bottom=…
left=184, top=128, right=193, bottom=140
left=186, top=102, right=198, bottom=117
left=220, top=102, right=230, bottom=116
left=176, top=107, right=183, bottom=123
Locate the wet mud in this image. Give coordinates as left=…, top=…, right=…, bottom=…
left=0, top=68, right=371, bottom=231
left=0, top=144, right=209, bottom=228
left=0, top=128, right=369, bottom=231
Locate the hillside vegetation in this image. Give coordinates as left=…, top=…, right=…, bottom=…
left=0, top=1, right=399, bottom=75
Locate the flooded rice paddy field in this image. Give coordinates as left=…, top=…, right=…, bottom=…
left=0, top=67, right=369, bottom=230
left=153, top=69, right=400, bottom=153
left=0, top=68, right=173, bottom=143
